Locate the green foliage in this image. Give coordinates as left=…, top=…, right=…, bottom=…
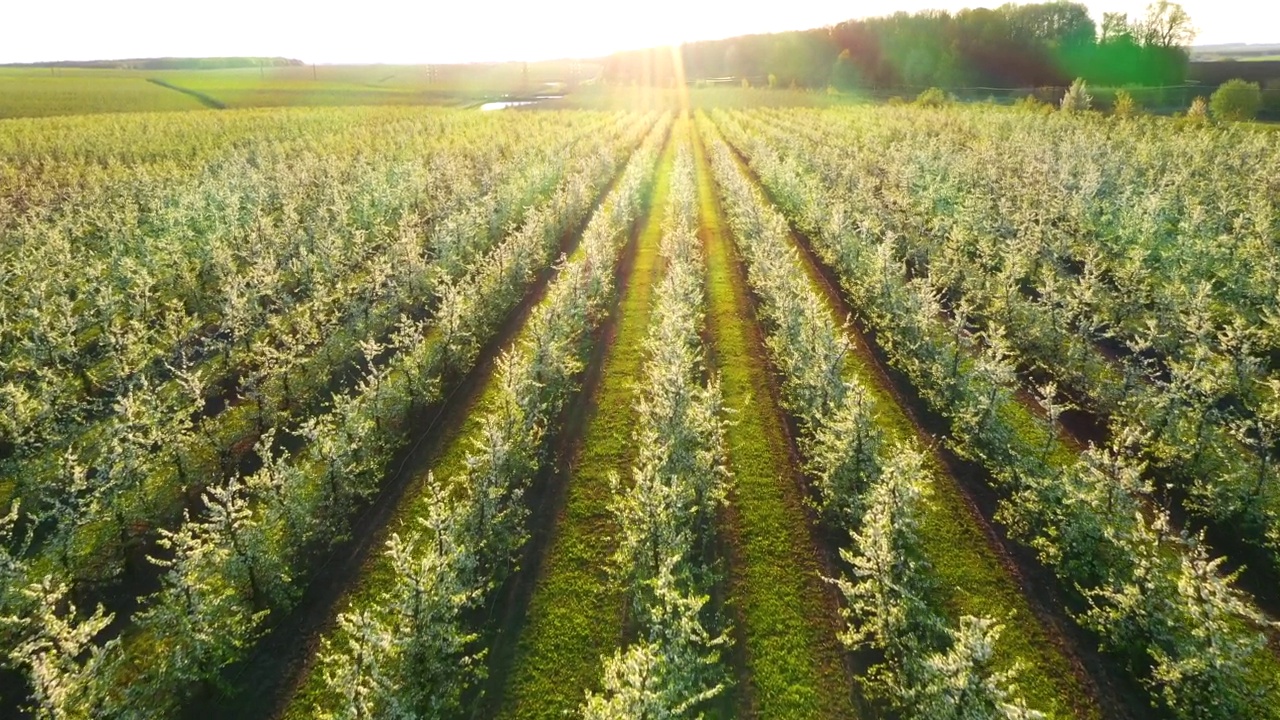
left=1015, top=94, right=1053, bottom=114
left=603, top=1, right=1195, bottom=92
left=833, top=449, right=933, bottom=666
left=1112, top=89, right=1140, bottom=118
left=317, top=498, right=483, bottom=720
left=582, top=563, right=729, bottom=718
left=916, top=617, right=1045, bottom=720
left=1060, top=78, right=1092, bottom=112
left=1210, top=79, right=1263, bottom=121
left=809, top=385, right=883, bottom=528
left=581, top=140, right=731, bottom=719
left=2, top=107, right=670, bottom=718
left=609, top=143, right=726, bottom=608
left=702, top=114, right=1054, bottom=718
left=494, top=123, right=674, bottom=720
left=1, top=108, right=638, bottom=586
left=10, top=73, right=1280, bottom=720
left=916, top=87, right=950, bottom=108
left=1135, top=1, right=1196, bottom=48
left=695, top=116, right=856, bottom=717
left=712, top=103, right=1280, bottom=718
left=831, top=49, right=863, bottom=92
left=1187, top=95, right=1210, bottom=120
left=2, top=577, right=114, bottom=720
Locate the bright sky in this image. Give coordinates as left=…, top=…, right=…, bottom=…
left=3, top=0, right=1277, bottom=65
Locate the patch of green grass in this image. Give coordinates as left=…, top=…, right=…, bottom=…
left=154, top=70, right=458, bottom=110
left=491, top=128, right=678, bottom=719
left=0, top=69, right=205, bottom=118
left=693, top=125, right=858, bottom=720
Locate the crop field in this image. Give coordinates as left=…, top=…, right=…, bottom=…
left=0, top=62, right=593, bottom=119
left=2, top=98, right=1279, bottom=720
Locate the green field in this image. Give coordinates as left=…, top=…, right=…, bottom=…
left=0, top=60, right=596, bottom=118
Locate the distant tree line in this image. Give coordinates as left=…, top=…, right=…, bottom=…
left=604, top=1, right=1197, bottom=89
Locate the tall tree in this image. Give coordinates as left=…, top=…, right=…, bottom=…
left=1101, top=12, right=1132, bottom=43
left=1002, top=1, right=1096, bottom=47
left=1136, top=1, right=1196, bottom=48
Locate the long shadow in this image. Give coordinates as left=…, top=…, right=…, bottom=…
left=147, top=78, right=227, bottom=109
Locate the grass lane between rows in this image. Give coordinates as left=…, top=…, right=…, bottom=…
left=708, top=113, right=1103, bottom=719
left=279, top=118, right=669, bottom=720
left=491, top=124, right=679, bottom=720
left=693, top=119, right=859, bottom=720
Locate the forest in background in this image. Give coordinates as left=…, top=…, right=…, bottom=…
left=605, top=1, right=1200, bottom=89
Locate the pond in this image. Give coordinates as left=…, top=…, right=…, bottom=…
left=478, top=96, right=563, bottom=111
left=479, top=100, right=537, bottom=111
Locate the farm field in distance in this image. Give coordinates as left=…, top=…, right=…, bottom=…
left=4, top=33, right=1280, bottom=720
left=0, top=61, right=599, bottom=118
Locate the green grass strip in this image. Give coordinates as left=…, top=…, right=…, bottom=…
left=743, top=109, right=1280, bottom=717
left=693, top=123, right=858, bottom=719
left=492, top=127, right=679, bottom=720
left=785, top=205, right=1099, bottom=720
left=281, top=126, right=667, bottom=718
left=710, top=121, right=1099, bottom=719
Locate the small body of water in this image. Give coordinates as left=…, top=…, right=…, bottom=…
left=479, top=96, right=563, bottom=111
left=480, top=100, right=537, bottom=111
